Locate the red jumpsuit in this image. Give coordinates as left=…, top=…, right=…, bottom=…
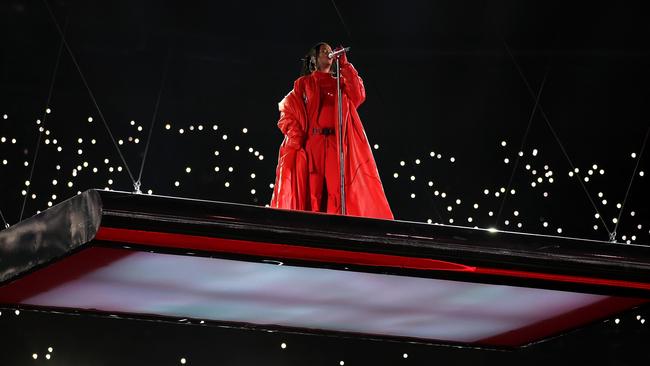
left=270, top=59, right=393, bottom=220
left=307, top=71, right=340, bottom=213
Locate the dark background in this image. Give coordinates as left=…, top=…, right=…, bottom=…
left=1, top=0, right=649, bottom=364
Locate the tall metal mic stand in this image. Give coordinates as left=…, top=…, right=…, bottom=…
left=334, top=56, right=346, bottom=215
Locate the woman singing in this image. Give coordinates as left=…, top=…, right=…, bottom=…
left=270, top=42, right=393, bottom=220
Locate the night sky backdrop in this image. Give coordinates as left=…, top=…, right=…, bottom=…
left=1, top=0, right=649, bottom=364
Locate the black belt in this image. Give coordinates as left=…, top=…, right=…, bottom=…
left=312, top=127, right=335, bottom=135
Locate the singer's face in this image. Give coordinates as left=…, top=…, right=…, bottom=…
left=317, top=44, right=333, bottom=71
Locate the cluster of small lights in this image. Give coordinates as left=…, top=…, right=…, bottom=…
left=388, top=140, right=647, bottom=242
left=1, top=109, right=647, bottom=244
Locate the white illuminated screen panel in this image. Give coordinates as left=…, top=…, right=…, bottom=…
left=23, top=251, right=608, bottom=343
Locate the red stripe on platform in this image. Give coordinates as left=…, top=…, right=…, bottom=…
left=96, top=227, right=650, bottom=291
left=95, top=226, right=475, bottom=272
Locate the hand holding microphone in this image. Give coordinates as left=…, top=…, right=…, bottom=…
left=328, top=46, right=350, bottom=65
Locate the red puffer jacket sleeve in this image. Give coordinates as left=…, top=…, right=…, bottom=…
left=340, top=62, right=366, bottom=109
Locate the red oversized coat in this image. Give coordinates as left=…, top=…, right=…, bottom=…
left=270, top=62, right=393, bottom=220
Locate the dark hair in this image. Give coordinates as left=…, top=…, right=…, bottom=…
left=300, top=42, right=329, bottom=77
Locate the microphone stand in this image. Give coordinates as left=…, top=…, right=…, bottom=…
left=335, top=56, right=346, bottom=215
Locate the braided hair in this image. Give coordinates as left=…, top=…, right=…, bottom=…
left=300, top=42, right=329, bottom=77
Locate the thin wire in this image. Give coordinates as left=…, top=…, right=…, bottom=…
left=0, top=208, right=8, bottom=229
left=136, top=44, right=172, bottom=192
left=329, top=0, right=354, bottom=41
left=19, top=17, right=66, bottom=222
left=612, top=126, right=649, bottom=240
left=502, top=40, right=613, bottom=238
left=42, top=0, right=137, bottom=187
left=495, top=70, right=548, bottom=226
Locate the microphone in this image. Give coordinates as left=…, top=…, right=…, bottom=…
left=328, top=47, right=350, bottom=59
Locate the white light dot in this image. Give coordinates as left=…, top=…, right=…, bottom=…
left=640, top=171, right=645, bottom=177
left=455, top=199, right=461, bottom=205
left=488, top=211, right=494, bottom=216
left=514, top=211, right=519, bottom=216
left=222, top=134, right=228, bottom=140
left=569, top=171, right=574, bottom=177
left=32, top=353, right=38, bottom=360
left=600, top=169, right=605, bottom=175
left=631, top=152, right=637, bottom=158
left=340, top=361, right=345, bottom=366
left=174, top=181, right=180, bottom=187
left=468, top=217, right=473, bottom=222
left=501, top=141, right=507, bottom=147
left=428, top=181, right=433, bottom=187
left=543, top=222, right=548, bottom=227
left=510, top=189, right=516, bottom=195
left=602, top=200, right=608, bottom=205
left=225, top=182, right=230, bottom=187
left=403, top=353, right=408, bottom=359
left=532, top=149, right=538, bottom=156
left=557, top=228, right=562, bottom=234
left=179, top=129, right=184, bottom=134
left=185, top=167, right=191, bottom=173
left=242, top=127, right=248, bottom=133
left=473, top=203, right=479, bottom=209
left=593, top=225, right=598, bottom=230
left=393, top=173, right=399, bottom=178
left=434, top=190, right=439, bottom=196
left=612, top=218, right=618, bottom=224
left=483, top=189, right=489, bottom=195
left=631, top=211, right=636, bottom=216
left=235, top=146, right=240, bottom=151
left=400, top=160, right=405, bottom=166
left=118, top=140, right=123, bottom=145
left=441, top=192, right=446, bottom=198
left=373, top=144, right=379, bottom=150
left=504, top=158, right=510, bottom=164
left=615, top=318, right=620, bottom=324
left=137, top=125, right=143, bottom=131
left=410, top=175, right=415, bottom=181
left=410, top=193, right=416, bottom=198
left=46, top=108, right=51, bottom=114
left=450, top=157, right=455, bottom=163
left=259, top=155, right=264, bottom=160
left=251, top=189, right=256, bottom=195
left=281, top=343, right=287, bottom=349
left=228, top=167, right=234, bottom=172
left=180, top=358, right=186, bottom=364
left=269, top=183, right=274, bottom=189
left=52, top=179, right=57, bottom=185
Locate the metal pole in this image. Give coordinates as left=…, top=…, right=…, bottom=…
left=336, top=57, right=346, bottom=215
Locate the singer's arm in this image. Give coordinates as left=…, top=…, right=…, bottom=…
left=341, top=62, right=366, bottom=108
